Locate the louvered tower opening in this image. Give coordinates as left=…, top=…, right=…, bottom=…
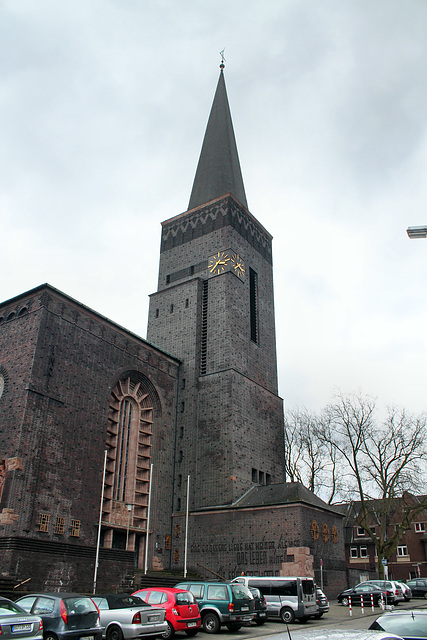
left=200, top=280, right=209, bottom=374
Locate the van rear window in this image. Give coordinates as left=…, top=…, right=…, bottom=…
left=301, top=580, right=314, bottom=595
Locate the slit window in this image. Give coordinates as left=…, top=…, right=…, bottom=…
left=249, top=268, right=258, bottom=343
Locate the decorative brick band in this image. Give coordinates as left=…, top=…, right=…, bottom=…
left=161, top=196, right=273, bottom=264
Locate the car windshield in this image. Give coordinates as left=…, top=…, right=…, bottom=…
left=231, top=584, right=253, bottom=599
left=64, top=597, right=98, bottom=614
left=104, top=595, right=147, bottom=609
left=175, top=592, right=196, bottom=605
left=0, top=600, right=27, bottom=616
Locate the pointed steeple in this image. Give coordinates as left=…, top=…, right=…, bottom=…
left=188, top=65, right=248, bottom=211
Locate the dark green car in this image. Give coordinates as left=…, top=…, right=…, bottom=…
left=174, top=582, right=255, bottom=633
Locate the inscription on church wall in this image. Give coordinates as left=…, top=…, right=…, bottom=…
left=190, top=538, right=306, bottom=566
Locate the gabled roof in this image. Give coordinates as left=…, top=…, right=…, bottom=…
left=192, top=482, right=343, bottom=515
left=188, top=68, right=248, bottom=211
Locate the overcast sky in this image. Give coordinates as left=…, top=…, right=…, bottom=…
left=2, top=0, right=427, bottom=418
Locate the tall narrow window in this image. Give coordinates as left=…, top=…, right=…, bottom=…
left=249, top=268, right=258, bottom=343
left=200, top=280, right=209, bottom=374
left=114, top=398, right=133, bottom=501
left=106, top=375, right=156, bottom=533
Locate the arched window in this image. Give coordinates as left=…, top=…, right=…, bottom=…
left=103, top=374, right=159, bottom=538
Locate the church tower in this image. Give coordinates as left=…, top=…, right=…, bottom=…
left=147, top=63, right=285, bottom=510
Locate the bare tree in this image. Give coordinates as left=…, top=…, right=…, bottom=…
left=325, top=392, right=427, bottom=578
left=285, top=391, right=427, bottom=578
left=284, top=408, right=343, bottom=503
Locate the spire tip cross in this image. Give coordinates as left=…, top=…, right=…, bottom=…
left=219, top=49, right=226, bottom=69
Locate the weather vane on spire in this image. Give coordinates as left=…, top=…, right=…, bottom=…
left=220, top=49, right=226, bottom=70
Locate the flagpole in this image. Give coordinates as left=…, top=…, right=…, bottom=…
left=93, top=449, right=107, bottom=594
left=184, top=475, right=190, bottom=578
left=144, top=463, right=154, bottom=574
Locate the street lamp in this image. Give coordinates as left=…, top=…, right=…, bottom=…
left=407, top=226, right=427, bottom=239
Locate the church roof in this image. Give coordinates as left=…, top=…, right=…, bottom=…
left=188, top=67, right=248, bottom=211
left=192, top=482, right=343, bottom=515
left=232, top=482, right=342, bottom=514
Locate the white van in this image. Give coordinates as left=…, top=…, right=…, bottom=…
left=231, top=576, right=318, bottom=623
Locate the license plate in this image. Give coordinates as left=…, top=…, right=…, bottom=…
left=241, top=607, right=249, bottom=611
left=187, top=623, right=197, bottom=628
left=148, top=616, right=160, bottom=622
left=12, top=625, right=32, bottom=632
left=80, top=636, right=94, bottom=640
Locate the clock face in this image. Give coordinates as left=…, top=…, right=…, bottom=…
left=208, top=251, right=230, bottom=275
left=231, top=253, right=245, bottom=279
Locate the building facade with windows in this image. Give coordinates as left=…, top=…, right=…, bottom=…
left=0, top=65, right=347, bottom=594
left=343, top=496, right=427, bottom=584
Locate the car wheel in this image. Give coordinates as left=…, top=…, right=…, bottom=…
left=280, top=607, right=295, bottom=624
left=341, top=597, right=349, bottom=607
left=185, top=630, right=198, bottom=637
left=106, top=625, right=124, bottom=640
left=226, top=623, right=242, bottom=632
left=162, top=622, right=175, bottom=640
left=314, top=613, right=323, bottom=619
left=202, top=613, right=220, bottom=634
left=423, top=592, right=427, bottom=600
left=44, top=634, right=58, bottom=640
left=255, top=619, right=266, bottom=626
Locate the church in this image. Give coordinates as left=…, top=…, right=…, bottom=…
left=0, top=64, right=346, bottom=595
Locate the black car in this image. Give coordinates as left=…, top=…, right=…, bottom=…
left=337, top=584, right=388, bottom=607
left=248, top=588, right=267, bottom=626
left=15, top=594, right=103, bottom=640
left=406, top=579, right=427, bottom=598
left=370, top=608, right=427, bottom=639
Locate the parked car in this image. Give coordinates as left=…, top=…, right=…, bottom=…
left=406, top=579, right=427, bottom=598
left=360, top=581, right=405, bottom=604
left=273, top=630, right=404, bottom=640
left=231, top=575, right=318, bottom=623
left=248, top=588, right=267, bottom=626
left=0, top=597, right=43, bottom=640
left=91, top=594, right=167, bottom=640
left=132, top=588, right=200, bottom=639
left=369, top=608, right=427, bottom=639
left=174, top=581, right=255, bottom=633
left=315, top=588, right=329, bottom=618
left=337, top=584, right=388, bottom=606
left=397, top=582, right=412, bottom=602
left=15, top=594, right=103, bottom=640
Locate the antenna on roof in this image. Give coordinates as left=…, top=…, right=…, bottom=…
left=219, top=49, right=226, bottom=70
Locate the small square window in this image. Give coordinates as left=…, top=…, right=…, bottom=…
left=360, top=546, right=368, bottom=558
left=259, top=471, right=264, bottom=484
left=356, top=526, right=365, bottom=536
left=397, top=545, right=408, bottom=557
left=54, top=517, right=65, bottom=535
left=266, top=473, right=271, bottom=485
left=415, top=523, right=426, bottom=533
left=70, top=519, right=80, bottom=537
left=350, top=547, right=358, bottom=559
left=252, top=468, right=258, bottom=483
left=38, top=513, right=50, bottom=532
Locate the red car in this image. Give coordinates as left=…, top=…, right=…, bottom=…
left=133, top=588, right=201, bottom=639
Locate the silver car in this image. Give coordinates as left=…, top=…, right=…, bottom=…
left=0, top=598, right=43, bottom=640
left=91, top=594, right=167, bottom=640
left=262, top=630, right=404, bottom=640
